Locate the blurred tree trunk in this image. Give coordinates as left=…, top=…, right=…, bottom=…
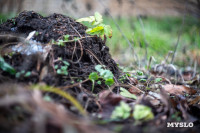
left=0, top=0, right=24, bottom=13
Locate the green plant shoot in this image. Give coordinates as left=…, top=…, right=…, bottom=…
left=155, top=78, right=162, bottom=83
left=120, top=87, right=137, bottom=99
left=133, top=104, right=154, bottom=122
left=95, top=65, right=114, bottom=86
left=89, top=72, right=99, bottom=92
left=77, top=12, right=112, bottom=40
left=55, top=60, right=70, bottom=76
left=0, top=56, right=16, bottom=75
left=111, top=101, right=131, bottom=120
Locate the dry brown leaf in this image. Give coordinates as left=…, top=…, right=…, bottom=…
left=189, top=96, right=200, bottom=105
left=162, top=84, right=196, bottom=95
left=128, top=86, right=141, bottom=95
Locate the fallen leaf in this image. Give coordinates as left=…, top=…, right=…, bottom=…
left=189, top=96, right=200, bottom=105
left=128, top=86, right=141, bottom=95
left=162, top=84, right=196, bottom=95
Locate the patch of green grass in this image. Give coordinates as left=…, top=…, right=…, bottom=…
left=0, top=13, right=16, bottom=24
left=104, top=16, right=200, bottom=64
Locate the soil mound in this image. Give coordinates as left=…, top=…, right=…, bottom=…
left=0, top=11, right=119, bottom=88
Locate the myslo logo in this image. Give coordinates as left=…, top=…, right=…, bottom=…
left=167, top=122, right=193, bottom=127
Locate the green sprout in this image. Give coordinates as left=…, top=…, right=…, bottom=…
left=88, top=65, right=114, bottom=92
left=89, top=72, right=99, bottom=92
left=77, top=12, right=112, bottom=40
left=111, top=101, right=131, bottom=120
left=0, top=56, right=16, bottom=75
left=55, top=60, right=70, bottom=76
left=133, top=104, right=154, bottom=122
left=155, top=78, right=162, bottom=83
left=137, top=71, right=144, bottom=76
left=95, top=65, right=114, bottom=86
left=120, top=87, right=137, bottom=99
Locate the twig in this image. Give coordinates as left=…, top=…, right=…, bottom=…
left=71, top=41, right=77, bottom=60
left=70, top=24, right=84, bottom=63
left=60, top=79, right=89, bottom=90
left=85, top=49, right=104, bottom=65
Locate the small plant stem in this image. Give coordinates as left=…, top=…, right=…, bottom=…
left=92, top=80, right=95, bottom=92
left=60, top=36, right=96, bottom=43
left=60, top=79, right=89, bottom=90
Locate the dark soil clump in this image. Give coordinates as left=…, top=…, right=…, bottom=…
left=0, top=11, right=119, bottom=87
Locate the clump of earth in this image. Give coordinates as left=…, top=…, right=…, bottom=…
left=0, top=11, right=120, bottom=87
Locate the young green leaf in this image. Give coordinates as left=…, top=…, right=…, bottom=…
left=0, top=56, right=16, bottom=75
left=89, top=72, right=99, bottom=81
left=77, top=16, right=95, bottom=23
left=97, top=80, right=102, bottom=85
left=137, top=71, right=143, bottom=76
left=95, top=65, right=114, bottom=86
left=86, top=26, right=104, bottom=35
left=63, top=61, right=69, bottom=66
left=93, top=12, right=103, bottom=25
left=95, top=65, right=114, bottom=80
left=55, top=61, right=70, bottom=76
left=120, top=87, right=137, bottom=99
left=89, top=72, right=99, bottom=92
left=105, top=78, right=114, bottom=86
left=155, top=78, right=162, bottom=83
left=76, top=12, right=112, bottom=40
left=95, top=64, right=103, bottom=72
left=133, top=104, right=154, bottom=121
left=139, top=79, right=147, bottom=82
left=24, top=71, right=31, bottom=77
left=111, top=101, right=131, bottom=120
left=57, top=40, right=64, bottom=46
left=104, top=25, right=112, bottom=38
left=64, top=35, right=70, bottom=41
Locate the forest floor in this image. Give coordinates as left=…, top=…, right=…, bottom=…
left=0, top=11, right=200, bottom=133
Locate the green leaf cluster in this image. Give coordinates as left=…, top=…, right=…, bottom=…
left=88, top=65, right=114, bottom=92
left=95, top=65, right=114, bottom=86
left=77, top=12, right=112, bottom=40
left=111, top=103, right=154, bottom=122
left=137, top=71, right=144, bottom=76
left=56, top=35, right=70, bottom=46
left=133, top=104, right=154, bottom=121
left=120, top=87, right=137, bottom=99
left=0, top=56, right=16, bottom=75
left=55, top=60, right=70, bottom=75
left=16, top=70, right=31, bottom=78
left=111, top=101, right=131, bottom=120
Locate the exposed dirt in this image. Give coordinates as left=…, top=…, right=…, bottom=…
left=0, top=11, right=119, bottom=86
